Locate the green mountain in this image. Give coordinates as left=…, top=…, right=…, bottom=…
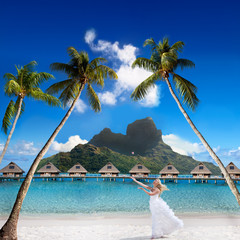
left=38, top=118, right=221, bottom=175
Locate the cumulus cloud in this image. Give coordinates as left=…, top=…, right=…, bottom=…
left=98, top=91, right=117, bottom=105
left=75, top=99, right=88, bottom=113
left=227, top=147, right=240, bottom=159
left=51, top=135, right=88, bottom=152
left=8, top=140, right=39, bottom=156
left=84, top=29, right=161, bottom=107
left=68, top=99, right=87, bottom=113
left=84, top=29, right=96, bottom=44
left=162, top=134, right=206, bottom=156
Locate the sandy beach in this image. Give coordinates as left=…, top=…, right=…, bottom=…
left=1, top=214, right=240, bottom=240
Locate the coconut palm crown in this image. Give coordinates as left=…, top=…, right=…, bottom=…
left=46, top=47, right=118, bottom=111
left=2, top=61, right=60, bottom=134
left=0, top=61, right=60, bottom=164
left=131, top=38, right=198, bottom=110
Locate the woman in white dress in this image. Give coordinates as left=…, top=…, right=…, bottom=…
left=130, top=177, right=183, bottom=239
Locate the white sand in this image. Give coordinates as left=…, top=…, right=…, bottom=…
left=1, top=214, right=240, bottom=240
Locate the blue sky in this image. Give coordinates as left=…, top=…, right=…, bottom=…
left=0, top=0, right=240, bottom=171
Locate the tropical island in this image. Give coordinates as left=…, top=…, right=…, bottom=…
left=38, top=117, right=220, bottom=175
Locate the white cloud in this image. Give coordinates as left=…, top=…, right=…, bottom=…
left=162, top=134, right=206, bottom=156
left=84, top=29, right=160, bottom=107
left=140, top=85, right=160, bottom=107
left=67, top=99, right=87, bottom=113
left=75, top=99, right=87, bottom=113
left=0, top=143, right=3, bottom=152
left=84, top=29, right=96, bottom=44
left=51, top=135, right=88, bottom=152
left=8, top=140, right=39, bottom=156
left=98, top=91, right=117, bottom=105
left=227, top=147, right=240, bottom=158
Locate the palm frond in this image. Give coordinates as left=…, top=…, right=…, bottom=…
left=170, top=41, right=184, bottom=54
left=23, top=61, right=37, bottom=72
left=132, top=57, right=159, bottom=72
left=67, top=47, right=81, bottom=61
left=24, top=72, right=55, bottom=89
left=4, top=80, right=21, bottom=96
left=29, top=88, right=61, bottom=107
left=3, top=73, right=18, bottom=82
left=143, top=38, right=158, bottom=52
left=46, top=79, right=73, bottom=95
left=94, top=65, right=118, bottom=79
left=2, top=100, right=16, bottom=134
left=86, top=84, right=101, bottom=112
left=59, top=81, right=80, bottom=107
left=131, top=72, right=160, bottom=101
left=89, top=57, right=107, bottom=69
left=172, top=73, right=199, bottom=111
left=175, top=59, right=195, bottom=70
left=50, top=62, right=75, bottom=76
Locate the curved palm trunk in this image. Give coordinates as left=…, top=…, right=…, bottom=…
left=0, top=85, right=84, bottom=240
left=165, top=77, right=240, bottom=205
left=0, top=98, right=23, bottom=164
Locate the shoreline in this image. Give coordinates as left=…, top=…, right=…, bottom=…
left=1, top=214, right=240, bottom=240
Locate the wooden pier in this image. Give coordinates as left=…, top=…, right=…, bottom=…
left=0, top=175, right=240, bottom=184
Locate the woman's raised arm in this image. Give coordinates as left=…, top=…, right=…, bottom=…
left=130, top=177, right=152, bottom=190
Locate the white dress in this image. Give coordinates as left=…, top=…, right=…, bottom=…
left=149, top=193, right=183, bottom=238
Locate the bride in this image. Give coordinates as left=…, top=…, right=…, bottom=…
left=130, top=177, right=183, bottom=239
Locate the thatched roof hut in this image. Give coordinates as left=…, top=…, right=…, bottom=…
left=129, top=163, right=150, bottom=177
left=159, top=163, right=179, bottom=177
left=0, top=162, right=25, bottom=177
left=98, top=162, right=120, bottom=176
left=225, top=162, right=240, bottom=178
left=67, top=163, right=88, bottom=176
left=37, top=162, right=61, bottom=176
left=191, top=162, right=212, bottom=178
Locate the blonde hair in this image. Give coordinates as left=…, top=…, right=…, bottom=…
left=155, top=179, right=169, bottom=193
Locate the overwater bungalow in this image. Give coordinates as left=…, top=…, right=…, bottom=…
left=98, top=162, right=120, bottom=176
left=129, top=163, right=150, bottom=177
left=67, top=163, right=88, bottom=176
left=159, top=163, right=179, bottom=178
left=224, top=162, right=240, bottom=179
left=37, top=162, right=61, bottom=176
left=0, top=162, right=25, bottom=177
left=191, top=162, right=212, bottom=178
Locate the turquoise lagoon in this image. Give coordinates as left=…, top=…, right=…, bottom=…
left=0, top=179, right=239, bottom=216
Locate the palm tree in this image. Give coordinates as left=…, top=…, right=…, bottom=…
left=0, top=47, right=117, bottom=240
left=0, top=61, right=60, bottom=164
left=131, top=38, right=240, bottom=205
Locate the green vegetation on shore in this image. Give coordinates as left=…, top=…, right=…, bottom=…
left=38, top=143, right=221, bottom=175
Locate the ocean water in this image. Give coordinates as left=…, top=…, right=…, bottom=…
left=0, top=179, right=239, bottom=216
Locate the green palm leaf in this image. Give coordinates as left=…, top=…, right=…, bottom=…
left=131, top=72, right=160, bottom=101
left=2, top=100, right=16, bottom=134
left=46, top=79, right=73, bottom=95
left=86, top=84, right=101, bottom=112
left=175, top=59, right=195, bottom=70
left=143, top=38, right=158, bottom=51
left=132, top=57, right=159, bottom=72
left=173, top=73, right=199, bottom=111
left=59, top=82, right=79, bottom=107
left=29, top=88, right=61, bottom=107
left=4, top=80, right=21, bottom=96
left=50, top=63, right=75, bottom=76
